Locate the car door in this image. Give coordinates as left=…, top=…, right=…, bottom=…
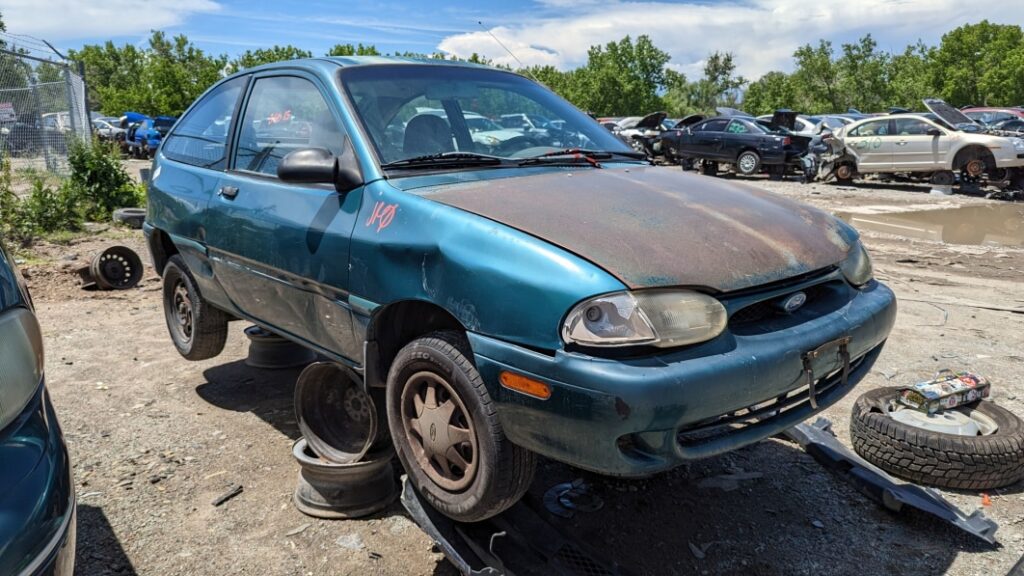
left=892, top=117, right=950, bottom=171
left=683, top=119, right=728, bottom=159
left=844, top=119, right=894, bottom=171
left=206, top=71, right=365, bottom=360
left=153, top=74, right=250, bottom=308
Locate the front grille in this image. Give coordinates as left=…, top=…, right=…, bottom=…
left=677, top=353, right=865, bottom=448
left=728, top=283, right=830, bottom=327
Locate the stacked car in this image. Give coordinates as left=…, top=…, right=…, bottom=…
left=121, top=112, right=177, bottom=159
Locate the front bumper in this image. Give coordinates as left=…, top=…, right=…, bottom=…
left=469, top=280, right=897, bottom=477
left=0, top=385, right=76, bottom=576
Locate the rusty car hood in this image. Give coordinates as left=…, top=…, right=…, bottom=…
left=415, top=167, right=855, bottom=292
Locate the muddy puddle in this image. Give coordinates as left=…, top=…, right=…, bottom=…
left=836, top=204, right=1024, bottom=246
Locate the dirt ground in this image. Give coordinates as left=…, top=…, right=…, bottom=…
left=17, top=165, right=1024, bottom=575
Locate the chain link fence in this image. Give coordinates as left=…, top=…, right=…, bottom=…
left=0, top=48, right=91, bottom=176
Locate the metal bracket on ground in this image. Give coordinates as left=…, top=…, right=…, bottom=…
left=400, top=477, right=633, bottom=576
left=783, top=417, right=998, bottom=545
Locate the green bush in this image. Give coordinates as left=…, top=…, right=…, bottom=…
left=66, top=138, right=144, bottom=220
left=0, top=139, right=145, bottom=244
left=19, top=179, right=80, bottom=234
left=0, top=160, right=80, bottom=243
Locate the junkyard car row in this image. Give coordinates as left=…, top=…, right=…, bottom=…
left=610, top=101, right=1024, bottom=190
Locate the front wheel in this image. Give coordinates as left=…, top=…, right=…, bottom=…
left=386, top=331, right=535, bottom=522
left=162, top=255, right=228, bottom=360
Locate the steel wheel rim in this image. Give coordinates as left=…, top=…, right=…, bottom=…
left=888, top=406, right=999, bottom=436
left=400, top=370, right=477, bottom=492
left=837, top=164, right=853, bottom=179
left=171, top=281, right=193, bottom=342
left=739, top=154, right=756, bottom=173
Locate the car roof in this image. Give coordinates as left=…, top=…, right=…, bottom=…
left=225, top=55, right=492, bottom=79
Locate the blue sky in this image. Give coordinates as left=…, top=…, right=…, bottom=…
left=2, top=0, right=1022, bottom=79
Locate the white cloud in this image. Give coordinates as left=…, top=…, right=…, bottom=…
left=438, top=0, right=1024, bottom=79
left=0, top=0, right=221, bottom=41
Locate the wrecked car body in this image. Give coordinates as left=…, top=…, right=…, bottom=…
left=820, top=99, right=1024, bottom=184
left=660, top=114, right=809, bottom=176
left=145, top=57, right=896, bottom=522
left=614, top=111, right=668, bottom=157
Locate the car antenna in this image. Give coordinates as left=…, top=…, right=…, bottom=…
left=477, top=21, right=541, bottom=83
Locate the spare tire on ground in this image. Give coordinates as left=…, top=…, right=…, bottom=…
left=851, top=386, right=1024, bottom=490
left=113, top=207, right=146, bottom=229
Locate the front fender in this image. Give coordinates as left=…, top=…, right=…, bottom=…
left=347, top=180, right=625, bottom=350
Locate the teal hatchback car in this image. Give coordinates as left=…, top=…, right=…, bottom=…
left=146, top=57, right=896, bottom=521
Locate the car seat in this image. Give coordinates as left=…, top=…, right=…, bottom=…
left=403, top=115, right=453, bottom=157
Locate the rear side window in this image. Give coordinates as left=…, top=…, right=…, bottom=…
left=162, top=76, right=248, bottom=170
left=233, top=76, right=346, bottom=176
left=725, top=120, right=751, bottom=134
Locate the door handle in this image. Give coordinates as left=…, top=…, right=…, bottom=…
left=896, top=141, right=908, bottom=146
left=218, top=186, right=239, bottom=199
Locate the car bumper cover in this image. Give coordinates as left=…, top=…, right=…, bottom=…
left=469, top=281, right=897, bottom=477
left=0, top=385, right=76, bottom=576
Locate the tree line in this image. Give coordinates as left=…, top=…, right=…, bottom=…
left=69, top=20, right=1024, bottom=119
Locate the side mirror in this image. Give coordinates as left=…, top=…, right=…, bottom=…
left=926, top=128, right=942, bottom=137
left=278, top=142, right=363, bottom=193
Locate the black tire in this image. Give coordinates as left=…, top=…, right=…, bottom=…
left=851, top=387, right=1024, bottom=490
left=736, top=150, right=761, bottom=176
left=386, top=330, right=535, bottom=522
left=113, top=207, right=146, bottom=229
left=162, top=255, right=228, bottom=361
left=698, top=160, right=718, bottom=176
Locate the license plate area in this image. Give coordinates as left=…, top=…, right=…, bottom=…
left=802, top=336, right=852, bottom=409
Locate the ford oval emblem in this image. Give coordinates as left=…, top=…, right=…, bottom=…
left=781, top=291, right=807, bottom=313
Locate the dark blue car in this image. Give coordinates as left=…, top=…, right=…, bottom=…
left=0, top=240, right=75, bottom=575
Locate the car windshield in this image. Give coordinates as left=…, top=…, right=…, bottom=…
left=154, top=118, right=175, bottom=134
left=340, top=64, right=633, bottom=166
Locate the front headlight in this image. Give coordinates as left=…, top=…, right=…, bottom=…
left=0, top=307, right=44, bottom=431
left=840, top=241, right=874, bottom=287
left=562, top=290, right=727, bottom=348
left=1011, top=138, right=1024, bottom=152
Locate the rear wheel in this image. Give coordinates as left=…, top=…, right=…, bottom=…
left=386, top=331, right=535, bottom=522
left=736, top=150, right=761, bottom=176
left=162, top=255, right=228, bottom=360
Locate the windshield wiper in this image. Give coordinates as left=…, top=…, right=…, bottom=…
left=517, top=148, right=646, bottom=168
left=381, top=151, right=508, bottom=169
